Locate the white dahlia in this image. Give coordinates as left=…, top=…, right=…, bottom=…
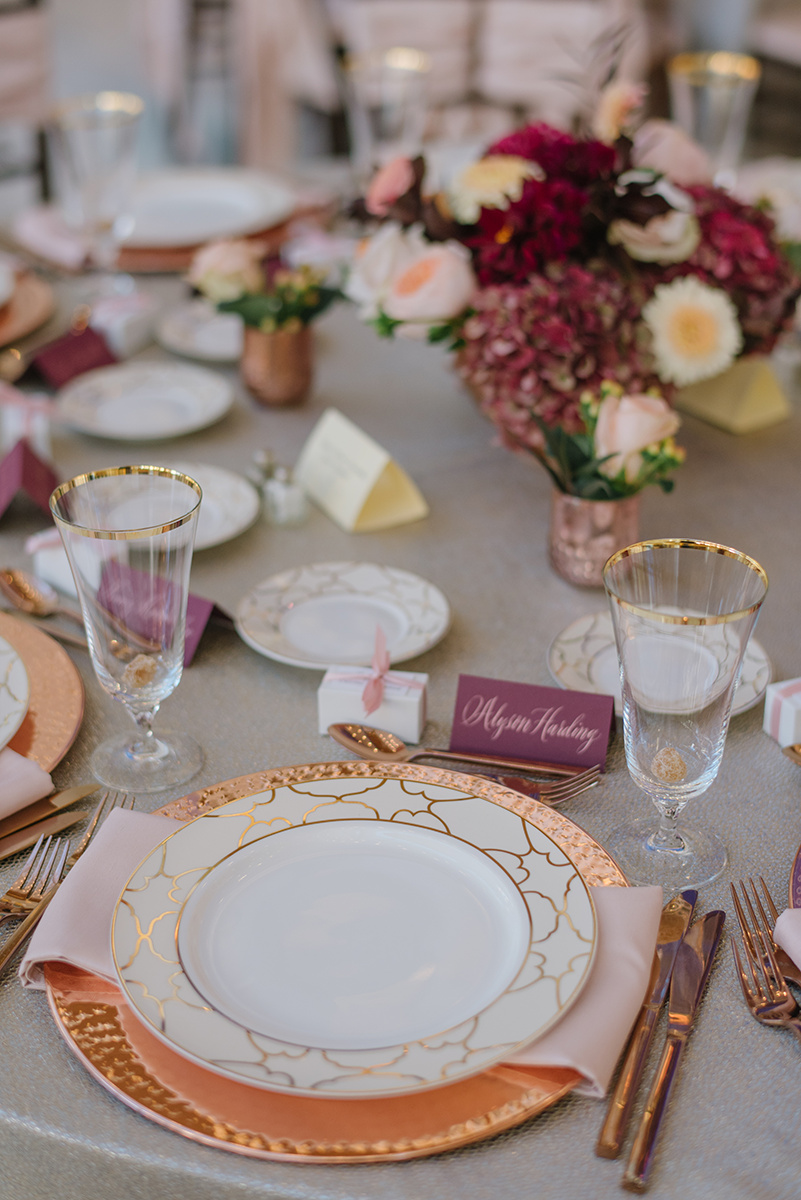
left=642, top=277, right=743, bottom=386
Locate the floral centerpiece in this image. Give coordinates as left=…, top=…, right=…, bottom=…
left=345, top=93, right=800, bottom=582
left=188, top=240, right=340, bottom=405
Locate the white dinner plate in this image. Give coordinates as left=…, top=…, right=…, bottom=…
left=547, top=610, right=771, bottom=717
left=112, top=767, right=597, bottom=1098
left=156, top=299, right=244, bottom=363
left=235, top=561, right=451, bottom=668
left=0, top=632, right=29, bottom=751
left=123, top=169, right=295, bottom=248
left=56, top=363, right=234, bottom=441
left=163, top=461, right=260, bottom=549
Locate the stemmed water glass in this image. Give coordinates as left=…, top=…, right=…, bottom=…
left=50, top=466, right=203, bottom=793
left=48, top=90, right=143, bottom=286
left=603, top=538, right=768, bottom=890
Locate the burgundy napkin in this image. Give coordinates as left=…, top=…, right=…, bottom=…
left=0, top=439, right=58, bottom=519
left=20, top=808, right=662, bottom=1097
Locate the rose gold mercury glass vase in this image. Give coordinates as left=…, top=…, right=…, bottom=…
left=549, top=490, right=641, bottom=587
left=241, top=325, right=313, bottom=406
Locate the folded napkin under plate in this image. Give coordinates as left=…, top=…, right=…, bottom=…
left=21, top=807, right=662, bottom=1098
left=0, top=745, right=52, bottom=819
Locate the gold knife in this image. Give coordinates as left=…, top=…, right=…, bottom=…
left=0, top=784, right=97, bottom=842
left=0, top=808, right=89, bottom=863
left=623, top=910, right=726, bottom=1192
left=596, top=888, right=697, bottom=1158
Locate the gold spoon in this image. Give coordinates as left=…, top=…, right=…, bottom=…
left=0, top=568, right=85, bottom=625
left=327, top=722, right=587, bottom=778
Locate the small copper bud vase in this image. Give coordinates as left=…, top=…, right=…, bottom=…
left=240, top=324, right=313, bottom=406
left=549, top=490, right=640, bottom=587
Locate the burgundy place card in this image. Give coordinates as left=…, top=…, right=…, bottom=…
left=449, top=674, right=614, bottom=771
left=96, top=561, right=231, bottom=667
left=0, top=439, right=58, bottom=519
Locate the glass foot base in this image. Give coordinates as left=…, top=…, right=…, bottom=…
left=606, top=814, right=727, bottom=891
left=91, top=730, right=203, bottom=794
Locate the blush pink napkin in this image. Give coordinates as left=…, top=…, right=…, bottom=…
left=20, top=808, right=662, bottom=1097
left=0, top=747, right=53, bottom=820
left=773, top=907, right=801, bottom=964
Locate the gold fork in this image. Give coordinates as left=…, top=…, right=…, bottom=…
left=0, top=836, right=70, bottom=924
left=0, top=791, right=135, bottom=973
left=730, top=878, right=801, bottom=1044
left=750, top=875, right=801, bottom=989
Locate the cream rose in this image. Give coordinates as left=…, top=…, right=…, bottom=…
left=592, top=80, right=647, bottom=144
left=382, top=241, right=477, bottom=326
left=187, top=239, right=265, bottom=303
left=595, top=392, right=681, bottom=482
left=631, top=119, right=713, bottom=188
left=608, top=209, right=701, bottom=263
left=344, top=222, right=424, bottom=320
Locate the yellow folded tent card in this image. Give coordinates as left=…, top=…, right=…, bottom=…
left=295, top=408, right=429, bottom=532
left=675, top=356, right=790, bottom=434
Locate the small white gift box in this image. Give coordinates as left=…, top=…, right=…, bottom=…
left=763, top=678, right=801, bottom=746
left=318, top=666, right=428, bottom=743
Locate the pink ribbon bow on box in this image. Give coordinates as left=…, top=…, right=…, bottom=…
left=332, top=626, right=426, bottom=716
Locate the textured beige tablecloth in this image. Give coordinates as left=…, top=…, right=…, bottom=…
left=1, top=281, right=801, bottom=1200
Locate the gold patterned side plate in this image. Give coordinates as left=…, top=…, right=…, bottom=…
left=112, top=768, right=597, bottom=1098
left=47, top=761, right=626, bottom=1162
left=0, top=613, right=84, bottom=770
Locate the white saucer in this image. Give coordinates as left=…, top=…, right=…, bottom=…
left=157, top=299, right=244, bottom=363
left=235, top=561, right=450, bottom=668
left=56, top=362, right=234, bottom=441
left=164, top=461, right=260, bottom=549
left=548, top=610, right=771, bottom=717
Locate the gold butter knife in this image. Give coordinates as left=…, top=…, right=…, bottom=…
left=0, top=808, right=89, bottom=863
left=596, top=889, right=697, bottom=1158
left=623, top=910, right=725, bottom=1192
left=0, top=784, right=97, bottom=842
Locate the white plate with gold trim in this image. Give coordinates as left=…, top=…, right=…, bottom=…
left=162, top=461, right=260, bottom=549
left=56, top=363, right=234, bottom=441
left=0, top=632, right=29, bottom=751
left=548, top=610, right=771, bottom=717
left=124, top=169, right=295, bottom=248
left=112, top=768, right=597, bottom=1098
left=235, top=561, right=450, bottom=668
left=156, top=299, right=244, bottom=363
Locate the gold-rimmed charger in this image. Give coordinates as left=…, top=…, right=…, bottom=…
left=46, top=761, right=625, bottom=1163
left=0, top=612, right=84, bottom=770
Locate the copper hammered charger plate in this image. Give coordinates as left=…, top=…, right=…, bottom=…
left=45, top=761, right=626, bottom=1163
left=0, top=612, right=84, bottom=770
left=0, top=274, right=55, bottom=348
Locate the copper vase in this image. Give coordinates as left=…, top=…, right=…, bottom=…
left=548, top=490, right=640, bottom=588
left=241, top=325, right=313, bottom=406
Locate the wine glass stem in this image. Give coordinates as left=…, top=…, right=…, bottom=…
left=648, top=805, right=688, bottom=854
left=129, top=706, right=163, bottom=759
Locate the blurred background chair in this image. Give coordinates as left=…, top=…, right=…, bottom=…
left=0, top=0, right=52, bottom=214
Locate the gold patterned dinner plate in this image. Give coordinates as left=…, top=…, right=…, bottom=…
left=0, top=612, right=84, bottom=770
left=46, top=762, right=625, bottom=1163
left=112, top=766, right=598, bottom=1098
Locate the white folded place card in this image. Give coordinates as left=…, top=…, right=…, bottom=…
left=294, top=407, right=429, bottom=532
left=318, top=665, right=428, bottom=742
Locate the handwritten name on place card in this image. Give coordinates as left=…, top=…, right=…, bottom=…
left=449, top=674, right=614, bottom=770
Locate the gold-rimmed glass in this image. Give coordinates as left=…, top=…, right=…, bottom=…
left=668, top=52, right=761, bottom=190
left=50, top=465, right=203, bottom=793
left=603, top=539, right=767, bottom=889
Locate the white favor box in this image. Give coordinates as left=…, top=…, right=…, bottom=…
left=89, top=292, right=159, bottom=358
left=763, top=678, right=801, bottom=746
left=318, top=666, right=428, bottom=743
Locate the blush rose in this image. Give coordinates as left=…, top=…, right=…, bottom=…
left=382, top=242, right=477, bottom=327
left=188, top=239, right=265, bottom=303
left=594, top=392, right=681, bottom=482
